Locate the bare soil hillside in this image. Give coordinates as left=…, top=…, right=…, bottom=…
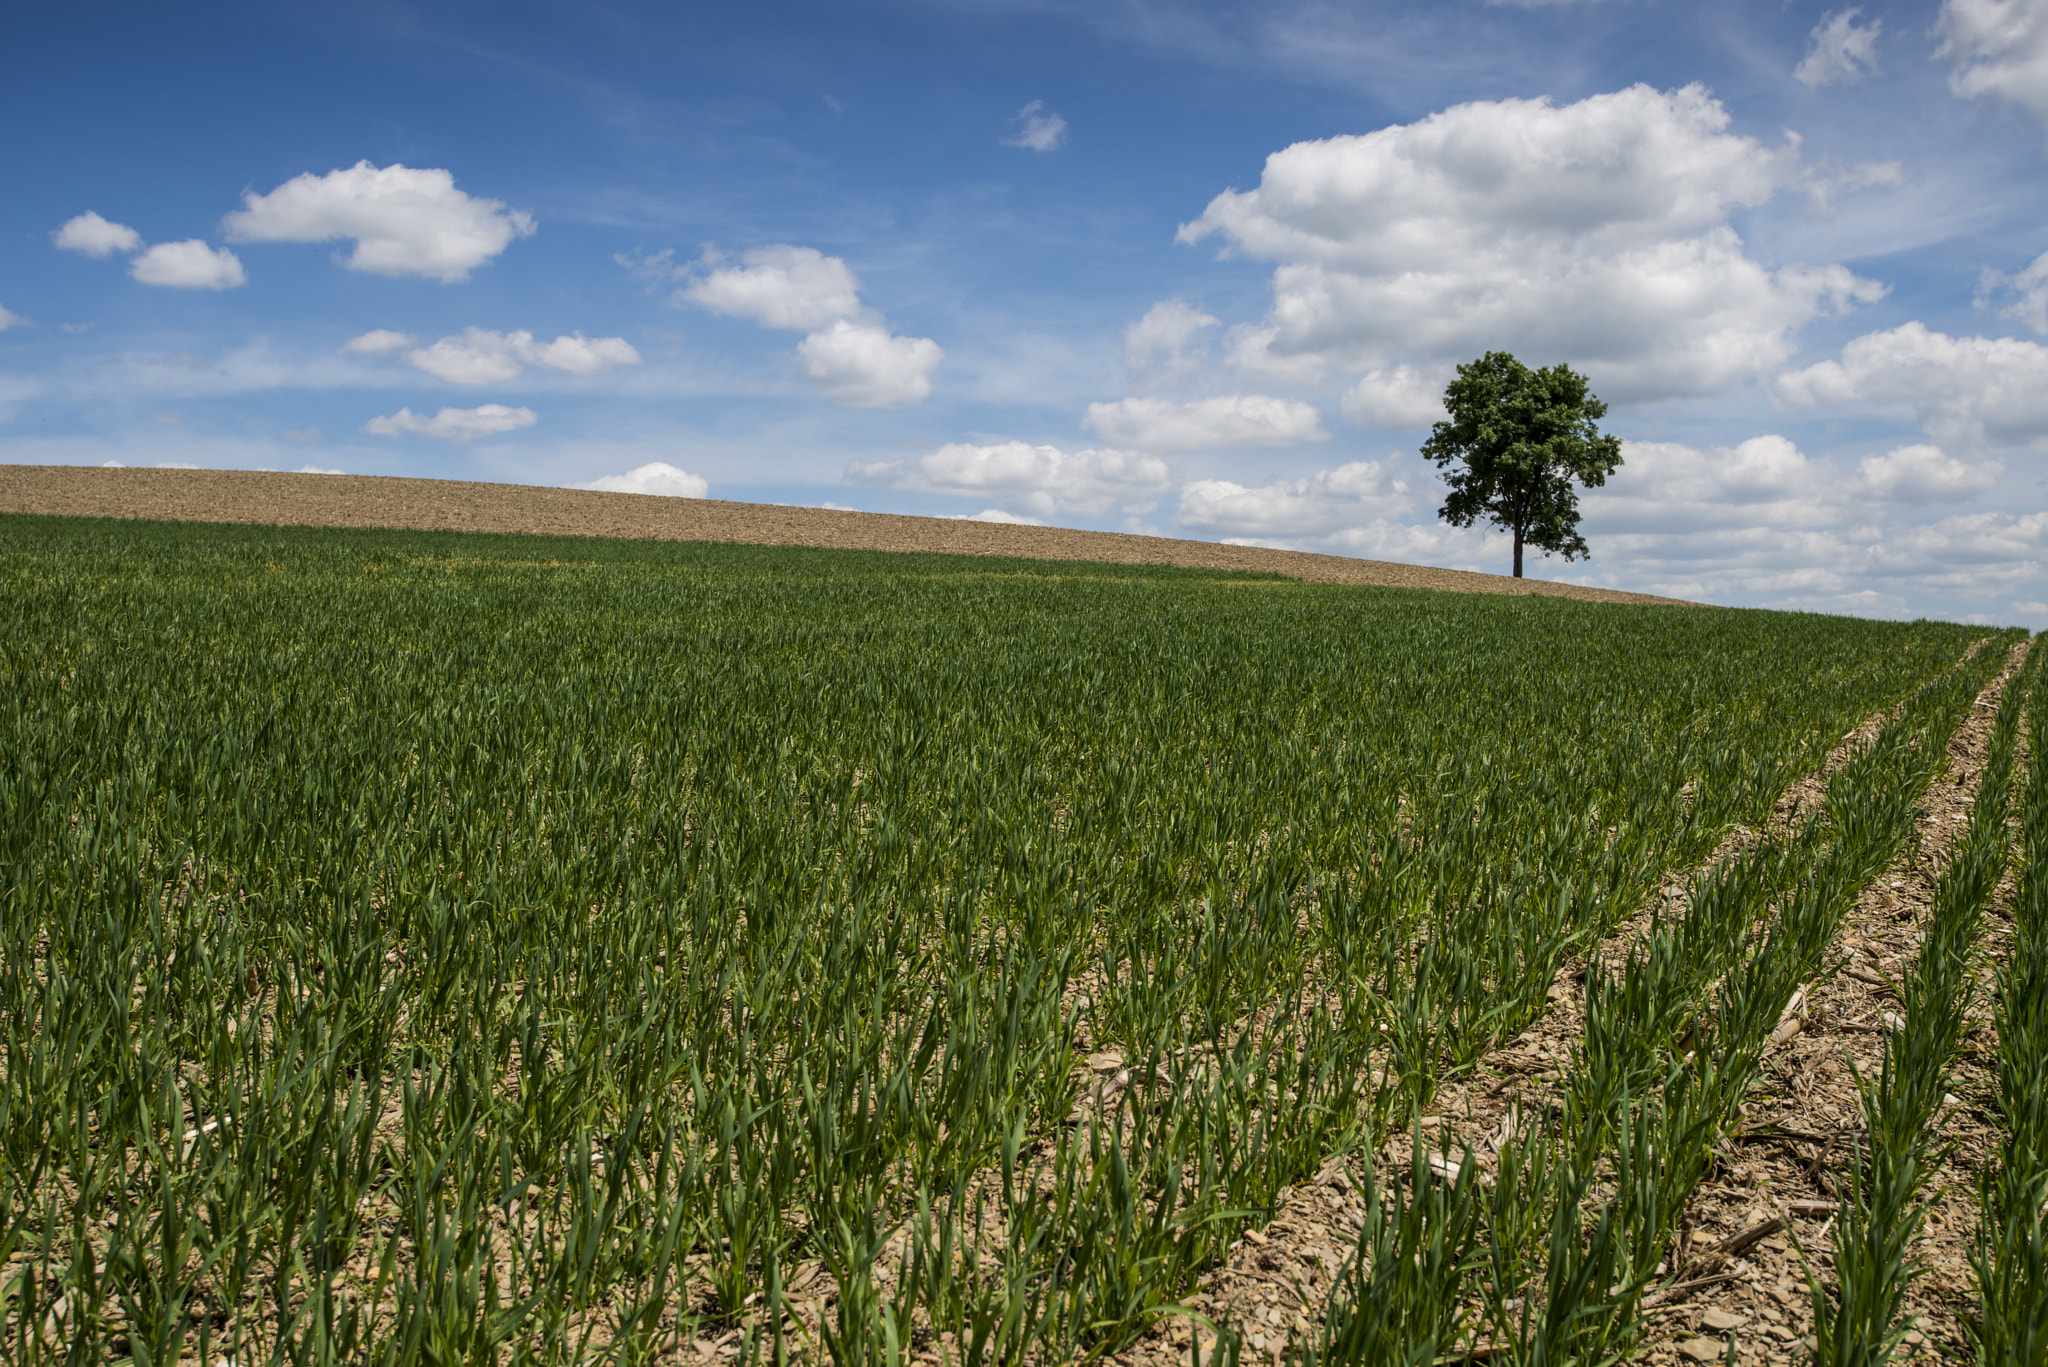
left=0, top=465, right=1705, bottom=607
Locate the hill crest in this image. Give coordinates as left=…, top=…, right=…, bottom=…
left=0, top=465, right=1705, bottom=608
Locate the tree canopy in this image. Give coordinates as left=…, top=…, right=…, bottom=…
left=1421, top=352, right=1623, bottom=579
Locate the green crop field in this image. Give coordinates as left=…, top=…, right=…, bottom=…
left=0, top=515, right=2037, bottom=1367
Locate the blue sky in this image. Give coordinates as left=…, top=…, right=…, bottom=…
left=4, top=0, right=2045, bottom=624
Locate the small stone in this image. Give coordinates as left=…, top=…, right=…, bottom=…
left=1902, top=1330, right=1926, bottom=1347
left=1678, top=1338, right=1725, bottom=1362
left=1702, top=1309, right=1746, bottom=1331
left=1250, top=1334, right=1267, bottom=1351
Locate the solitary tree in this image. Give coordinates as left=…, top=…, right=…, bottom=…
left=1421, top=352, right=1623, bottom=579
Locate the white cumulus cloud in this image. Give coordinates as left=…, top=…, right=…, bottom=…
left=1938, top=0, right=2048, bottom=135
left=949, top=508, right=1048, bottom=525
left=362, top=404, right=537, bottom=442
left=397, top=328, right=643, bottom=385
left=570, top=462, right=709, bottom=497
left=682, top=245, right=867, bottom=332
left=1165, top=458, right=1498, bottom=568
left=1125, top=298, right=1219, bottom=370
left=797, top=321, right=943, bottom=408
left=1176, top=460, right=1416, bottom=539
left=1857, top=443, right=2001, bottom=501
left=54, top=213, right=246, bottom=290
left=1340, top=365, right=1451, bottom=430
left=406, top=332, right=525, bottom=385
left=0, top=303, right=22, bottom=331
left=52, top=211, right=144, bottom=258
left=1152, top=432, right=2011, bottom=603
left=223, top=162, right=536, bottom=283
left=1082, top=394, right=1327, bottom=451
left=1004, top=100, right=1068, bottom=152
left=1796, top=9, right=1883, bottom=87
left=1593, top=434, right=2000, bottom=538
left=340, top=329, right=418, bottom=355
left=519, top=333, right=642, bottom=376
left=1177, top=83, right=1884, bottom=402
left=675, top=244, right=942, bottom=407
left=1778, top=321, right=2048, bottom=453
left=849, top=441, right=1171, bottom=519
left=130, top=240, right=246, bottom=290
left=1580, top=435, right=2036, bottom=610
left=1590, top=436, right=1840, bottom=537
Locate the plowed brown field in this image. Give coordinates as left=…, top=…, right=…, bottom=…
left=0, top=464, right=1704, bottom=607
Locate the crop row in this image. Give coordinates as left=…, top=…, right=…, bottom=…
left=1298, top=627, right=2019, bottom=1366
left=1971, top=649, right=2048, bottom=1367
left=0, top=517, right=2005, bottom=1364
left=1814, top=642, right=2030, bottom=1365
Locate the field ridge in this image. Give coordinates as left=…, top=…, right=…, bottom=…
left=0, top=464, right=1707, bottom=607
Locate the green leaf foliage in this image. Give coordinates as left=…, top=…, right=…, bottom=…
left=1421, top=351, right=1624, bottom=577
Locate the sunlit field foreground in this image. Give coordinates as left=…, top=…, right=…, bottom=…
left=1, top=515, right=2036, bottom=1366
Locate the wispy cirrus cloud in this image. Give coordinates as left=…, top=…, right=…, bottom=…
left=1796, top=9, right=1883, bottom=87
left=1004, top=100, right=1068, bottom=151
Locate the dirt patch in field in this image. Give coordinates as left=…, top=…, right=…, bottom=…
left=0, top=465, right=1706, bottom=607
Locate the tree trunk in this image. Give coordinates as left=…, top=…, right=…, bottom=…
left=1513, top=525, right=1524, bottom=578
